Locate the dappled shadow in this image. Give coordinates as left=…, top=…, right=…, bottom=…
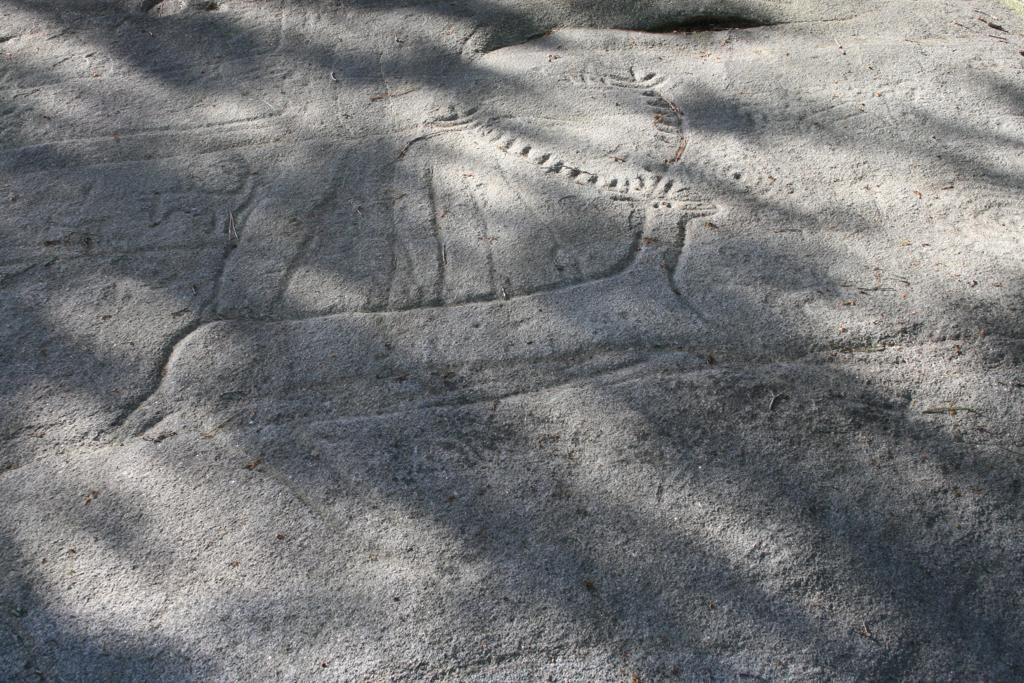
left=2, top=0, right=1024, bottom=680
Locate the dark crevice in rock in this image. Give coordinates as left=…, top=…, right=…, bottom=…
left=478, top=14, right=776, bottom=53
left=140, top=0, right=218, bottom=14
left=637, top=16, right=775, bottom=33
left=477, top=29, right=549, bottom=54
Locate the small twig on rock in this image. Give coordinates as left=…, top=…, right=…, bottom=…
left=768, top=391, right=788, bottom=411
left=370, top=86, right=418, bottom=102
left=922, top=405, right=983, bottom=416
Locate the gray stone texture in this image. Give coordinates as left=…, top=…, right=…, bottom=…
left=2, top=0, right=1023, bottom=680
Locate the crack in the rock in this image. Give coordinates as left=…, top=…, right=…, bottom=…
left=638, top=16, right=776, bottom=34
left=104, top=177, right=260, bottom=439
left=104, top=318, right=204, bottom=436
left=479, top=15, right=777, bottom=53
left=140, top=0, right=218, bottom=14
left=475, top=14, right=864, bottom=54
